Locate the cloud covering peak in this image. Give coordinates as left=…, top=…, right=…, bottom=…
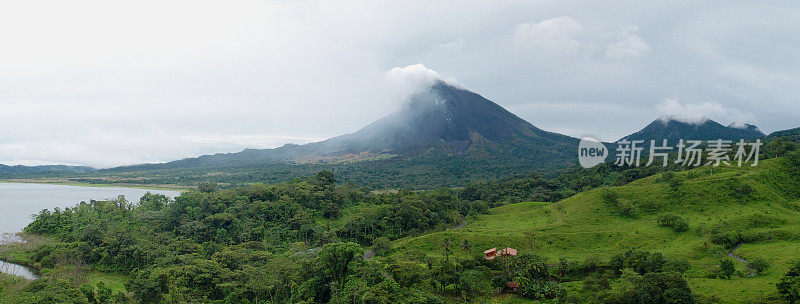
left=386, top=64, right=463, bottom=90
left=0, top=1, right=797, bottom=166
left=655, top=99, right=756, bottom=126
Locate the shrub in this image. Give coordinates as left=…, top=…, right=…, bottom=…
left=516, top=278, right=565, bottom=300
left=787, top=150, right=800, bottom=167
left=609, top=249, right=665, bottom=275
left=778, top=260, right=800, bottom=303
left=669, top=178, right=683, bottom=190
left=729, top=180, right=754, bottom=199
left=600, top=190, right=619, bottom=206
left=710, top=230, right=771, bottom=249
left=598, top=270, right=694, bottom=304
left=658, top=213, right=689, bottom=232
left=617, top=201, right=640, bottom=218
left=748, top=257, right=770, bottom=276
left=664, top=259, right=691, bottom=274
left=744, top=213, right=783, bottom=228
left=659, top=171, right=675, bottom=183
left=582, top=273, right=610, bottom=292
left=578, top=257, right=603, bottom=276
left=717, top=259, right=736, bottom=279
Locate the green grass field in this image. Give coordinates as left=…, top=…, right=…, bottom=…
left=392, top=158, right=800, bottom=303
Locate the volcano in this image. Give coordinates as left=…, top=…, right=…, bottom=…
left=146, top=80, right=577, bottom=167
left=99, top=81, right=580, bottom=188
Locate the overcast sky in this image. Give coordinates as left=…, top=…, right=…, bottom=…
left=1, top=1, right=798, bottom=168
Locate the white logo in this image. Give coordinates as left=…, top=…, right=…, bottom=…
left=578, top=137, right=607, bottom=168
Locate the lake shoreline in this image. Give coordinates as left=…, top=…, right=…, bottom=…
left=0, top=179, right=189, bottom=191
left=0, top=233, right=42, bottom=280
left=0, top=183, right=183, bottom=244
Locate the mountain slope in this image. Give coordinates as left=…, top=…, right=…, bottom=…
left=619, top=116, right=765, bottom=144
left=766, top=127, right=800, bottom=142
left=127, top=81, right=575, bottom=167
left=394, top=152, right=800, bottom=303
left=86, top=81, right=579, bottom=188
left=0, top=164, right=95, bottom=178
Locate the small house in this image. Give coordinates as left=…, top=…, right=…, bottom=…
left=484, top=247, right=497, bottom=260
left=484, top=247, right=517, bottom=260
left=498, top=247, right=517, bottom=257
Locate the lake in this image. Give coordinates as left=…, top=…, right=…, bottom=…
left=0, top=183, right=182, bottom=243
left=0, top=183, right=182, bottom=279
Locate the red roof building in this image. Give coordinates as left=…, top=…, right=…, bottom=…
left=484, top=247, right=517, bottom=260
left=484, top=247, right=497, bottom=260
left=499, top=247, right=517, bottom=257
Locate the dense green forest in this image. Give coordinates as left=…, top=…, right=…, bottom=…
left=0, top=165, right=673, bottom=303
left=7, top=130, right=794, bottom=191
left=1, top=134, right=799, bottom=303
left=59, top=140, right=576, bottom=190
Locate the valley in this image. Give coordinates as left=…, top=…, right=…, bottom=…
left=1, top=149, right=798, bottom=303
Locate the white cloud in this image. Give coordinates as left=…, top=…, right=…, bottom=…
left=655, top=98, right=756, bottom=126
left=181, top=134, right=322, bottom=150
left=728, top=121, right=748, bottom=129
left=513, top=16, right=584, bottom=54
left=386, top=64, right=444, bottom=85
left=0, top=1, right=797, bottom=167
left=385, top=63, right=463, bottom=91
left=428, top=38, right=465, bottom=54
left=606, top=25, right=650, bottom=59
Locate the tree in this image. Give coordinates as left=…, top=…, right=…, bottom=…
left=718, top=259, right=736, bottom=279
left=96, top=281, right=113, bottom=303
left=513, top=254, right=550, bottom=281
left=126, top=270, right=166, bottom=304
left=460, top=239, right=473, bottom=257
left=440, top=236, right=454, bottom=263
left=748, top=257, right=770, bottom=276
left=372, top=237, right=392, bottom=256
left=198, top=182, right=218, bottom=193
left=458, top=270, right=492, bottom=298
left=778, top=260, right=800, bottom=303
left=138, top=192, right=169, bottom=211
left=315, top=170, right=336, bottom=187
left=318, top=242, right=363, bottom=285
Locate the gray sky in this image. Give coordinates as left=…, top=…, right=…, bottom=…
left=1, top=0, right=798, bottom=168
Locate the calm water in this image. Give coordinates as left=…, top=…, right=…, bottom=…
left=0, top=183, right=182, bottom=239
left=0, top=183, right=181, bottom=279
left=0, top=259, right=38, bottom=280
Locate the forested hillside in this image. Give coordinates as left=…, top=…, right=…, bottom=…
left=2, top=144, right=800, bottom=303
left=394, top=150, right=800, bottom=303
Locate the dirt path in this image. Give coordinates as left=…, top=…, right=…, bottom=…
left=728, top=243, right=756, bottom=277
left=447, top=221, right=467, bottom=230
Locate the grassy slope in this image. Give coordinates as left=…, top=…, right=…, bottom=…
left=393, top=158, right=800, bottom=303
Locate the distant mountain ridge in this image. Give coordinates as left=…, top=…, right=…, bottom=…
left=619, top=116, right=765, bottom=144
left=766, top=127, right=800, bottom=141
left=5, top=82, right=796, bottom=189
left=0, top=164, right=95, bottom=178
